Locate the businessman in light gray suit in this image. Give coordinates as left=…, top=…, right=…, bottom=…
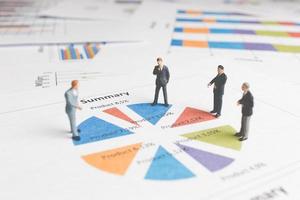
left=65, top=80, right=82, bottom=141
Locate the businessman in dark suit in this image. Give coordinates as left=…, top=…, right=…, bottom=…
left=235, top=82, right=254, bottom=141
left=152, top=57, right=170, bottom=107
left=208, top=65, right=227, bottom=118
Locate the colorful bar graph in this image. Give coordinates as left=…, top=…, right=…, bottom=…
left=176, top=18, right=300, bottom=27
left=174, top=27, right=300, bottom=38
left=60, top=44, right=82, bottom=60
left=171, top=39, right=300, bottom=53
left=83, top=44, right=101, bottom=59
left=177, top=10, right=252, bottom=16
left=60, top=43, right=101, bottom=61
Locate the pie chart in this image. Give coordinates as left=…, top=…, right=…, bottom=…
left=74, top=103, right=242, bottom=181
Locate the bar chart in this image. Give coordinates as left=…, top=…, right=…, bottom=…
left=59, top=43, right=101, bottom=61
left=171, top=9, right=300, bottom=54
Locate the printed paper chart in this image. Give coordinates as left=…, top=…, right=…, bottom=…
left=172, top=9, right=300, bottom=53
left=74, top=103, right=242, bottom=181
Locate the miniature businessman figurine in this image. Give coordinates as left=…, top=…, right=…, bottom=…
left=208, top=65, right=227, bottom=118
left=152, top=57, right=170, bottom=107
left=235, top=82, right=254, bottom=141
left=65, top=80, right=82, bottom=141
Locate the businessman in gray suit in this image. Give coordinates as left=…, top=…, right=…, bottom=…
left=65, top=80, right=82, bottom=141
left=152, top=57, right=170, bottom=107
left=235, top=82, right=254, bottom=141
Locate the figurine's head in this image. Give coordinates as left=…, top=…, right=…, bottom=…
left=217, top=65, right=224, bottom=75
left=242, top=82, right=250, bottom=92
left=71, top=80, right=79, bottom=90
left=157, top=57, right=163, bottom=66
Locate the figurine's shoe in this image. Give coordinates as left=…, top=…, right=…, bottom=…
left=72, top=136, right=81, bottom=141
left=239, top=137, right=248, bottom=141
left=214, top=114, right=221, bottom=118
